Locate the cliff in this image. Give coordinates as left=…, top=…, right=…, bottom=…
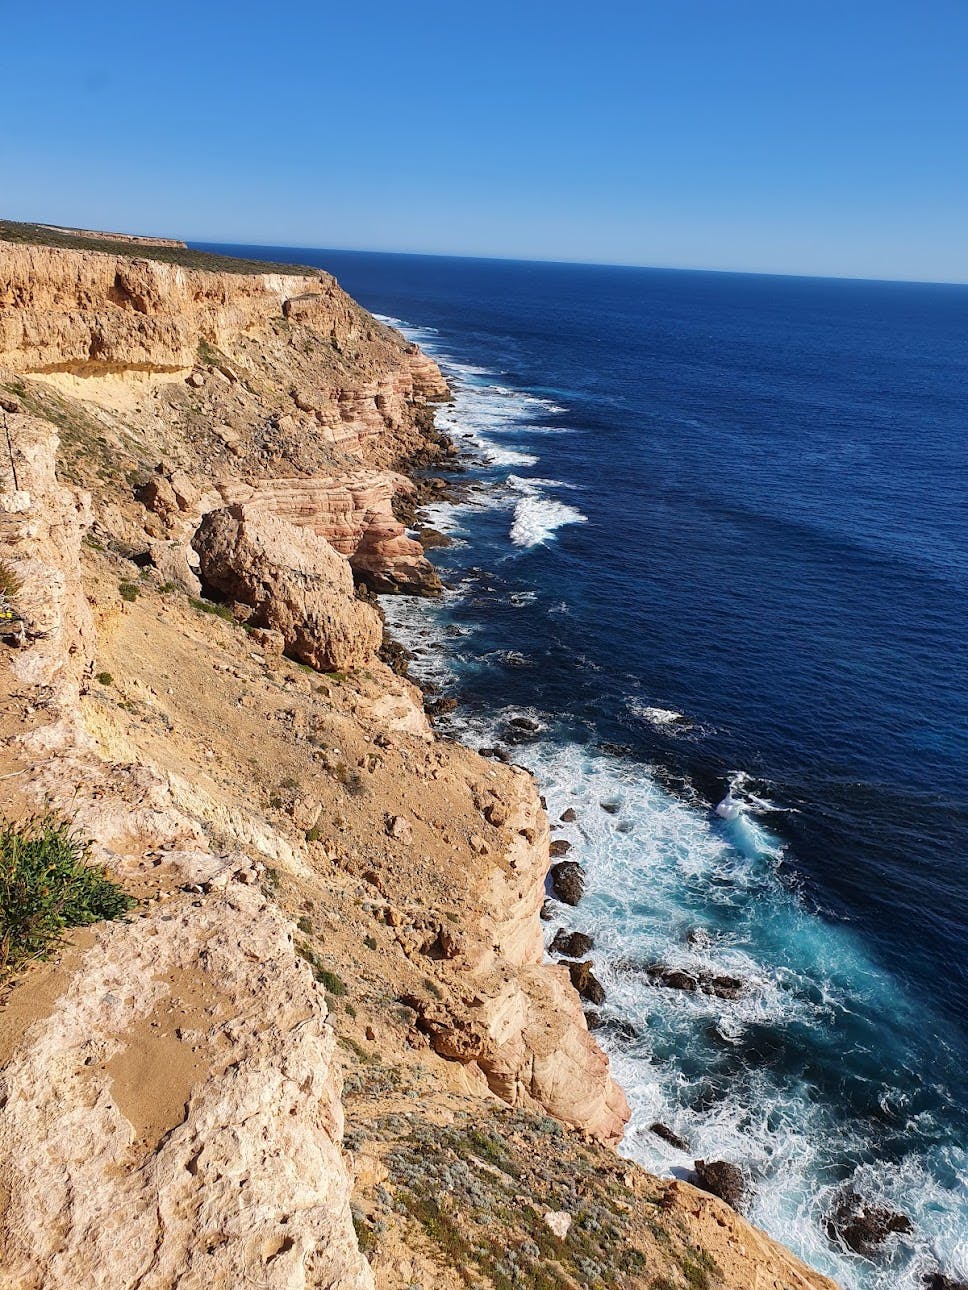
left=0, top=225, right=838, bottom=1290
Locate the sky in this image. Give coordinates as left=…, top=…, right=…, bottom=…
left=2, top=1, right=966, bottom=282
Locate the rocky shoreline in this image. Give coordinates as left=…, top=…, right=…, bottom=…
left=0, top=223, right=841, bottom=1288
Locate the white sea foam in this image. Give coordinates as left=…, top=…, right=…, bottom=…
left=629, top=701, right=694, bottom=731
left=509, top=496, right=588, bottom=547
left=483, top=445, right=539, bottom=467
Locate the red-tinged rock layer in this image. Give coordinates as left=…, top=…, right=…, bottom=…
left=217, top=473, right=442, bottom=596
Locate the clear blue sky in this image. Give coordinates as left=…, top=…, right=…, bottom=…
left=3, top=1, right=966, bottom=281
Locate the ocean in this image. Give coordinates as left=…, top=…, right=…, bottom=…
left=198, top=244, right=968, bottom=1289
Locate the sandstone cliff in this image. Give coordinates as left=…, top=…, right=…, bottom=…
left=0, top=226, right=838, bottom=1290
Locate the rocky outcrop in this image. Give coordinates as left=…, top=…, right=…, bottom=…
left=825, top=1189, right=913, bottom=1256
left=0, top=410, right=371, bottom=1289
left=396, top=764, right=629, bottom=1143
left=217, top=473, right=441, bottom=596
left=0, top=879, right=373, bottom=1290
left=693, top=1159, right=748, bottom=1211
left=192, top=504, right=382, bottom=671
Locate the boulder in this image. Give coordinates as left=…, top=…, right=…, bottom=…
left=549, top=838, right=572, bottom=857
left=550, top=861, right=585, bottom=906
left=645, top=963, right=744, bottom=1000
left=549, top=929, right=594, bottom=958
left=560, top=807, right=578, bottom=822
left=650, top=1122, right=690, bottom=1152
left=693, top=1160, right=747, bottom=1210
left=147, top=540, right=201, bottom=595
left=567, top=960, right=606, bottom=1006
left=543, top=1211, right=572, bottom=1240
left=192, top=504, right=381, bottom=672
left=825, top=1190, right=913, bottom=1256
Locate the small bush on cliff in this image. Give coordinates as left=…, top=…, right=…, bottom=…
left=0, top=814, right=133, bottom=973
left=0, top=560, right=23, bottom=602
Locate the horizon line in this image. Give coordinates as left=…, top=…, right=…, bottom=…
left=189, top=236, right=968, bottom=290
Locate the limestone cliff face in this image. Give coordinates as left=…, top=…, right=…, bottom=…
left=0, top=231, right=840, bottom=1290
left=0, top=240, right=449, bottom=471
left=217, top=474, right=441, bottom=595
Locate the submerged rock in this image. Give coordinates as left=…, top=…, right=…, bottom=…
left=560, top=807, right=578, bottom=822
left=825, top=1189, right=913, bottom=1256
left=549, top=929, right=594, bottom=958
left=693, top=1159, right=747, bottom=1210
left=550, top=861, right=585, bottom=906
left=644, top=963, right=744, bottom=1000
left=650, top=1122, right=690, bottom=1152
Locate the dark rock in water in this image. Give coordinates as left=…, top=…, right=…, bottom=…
left=584, top=1009, right=603, bottom=1031
left=479, top=746, right=511, bottom=763
left=598, top=1015, right=639, bottom=1043
left=378, top=634, right=411, bottom=677
left=645, top=963, right=744, bottom=1000
left=504, top=716, right=541, bottom=745
left=826, top=1190, right=913, bottom=1256
left=686, top=927, right=712, bottom=949
left=600, top=801, right=620, bottom=814
left=924, top=1275, right=968, bottom=1290
left=560, top=807, right=578, bottom=822
left=425, top=696, right=458, bottom=717
left=443, top=623, right=465, bottom=637
left=650, top=1122, right=690, bottom=1152
left=550, top=861, right=585, bottom=906
left=509, top=716, right=540, bottom=730
left=540, top=900, right=554, bottom=921
left=417, top=527, right=452, bottom=549
left=567, top=959, right=606, bottom=1006
left=550, top=929, right=594, bottom=958
left=693, top=1159, right=746, bottom=1210
left=597, top=741, right=631, bottom=757
left=549, top=838, right=572, bottom=857
left=540, top=795, right=547, bottom=810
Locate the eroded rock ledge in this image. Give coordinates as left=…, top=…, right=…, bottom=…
left=0, top=231, right=839, bottom=1290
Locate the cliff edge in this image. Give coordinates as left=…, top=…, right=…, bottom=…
left=0, top=224, right=838, bottom=1290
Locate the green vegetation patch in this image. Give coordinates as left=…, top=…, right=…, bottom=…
left=0, top=560, right=23, bottom=601
left=0, top=814, right=133, bottom=973
left=189, top=596, right=236, bottom=622
left=0, top=219, right=322, bottom=277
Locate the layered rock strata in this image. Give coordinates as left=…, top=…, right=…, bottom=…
left=0, top=229, right=840, bottom=1290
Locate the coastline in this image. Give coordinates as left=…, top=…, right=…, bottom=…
left=365, top=311, right=967, bottom=1290
left=0, top=225, right=864, bottom=1289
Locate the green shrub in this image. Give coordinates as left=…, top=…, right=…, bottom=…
left=95, top=671, right=113, bottom=686
left=295, top=941, right=348, bottom=995
left=118, top=580, right=139, bottom=602
left=190, top=597, right=235, bottom=622
left=0, top=814, right=133, bottom=972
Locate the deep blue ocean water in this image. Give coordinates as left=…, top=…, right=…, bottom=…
left=200, top=244, right=967, bottom=1288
